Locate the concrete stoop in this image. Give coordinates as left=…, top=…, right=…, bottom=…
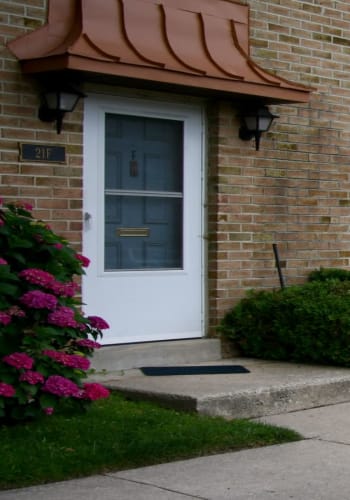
left=91, top=338, right=222, bottom=372
left=90, top=358, right=350, bottom=419
left=196, top=377, right=350, bottom=419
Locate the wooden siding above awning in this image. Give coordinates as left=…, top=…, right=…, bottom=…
left=8, top=0, right=312, bottom=104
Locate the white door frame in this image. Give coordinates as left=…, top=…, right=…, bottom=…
left=83, top=93, right=205, bottom=344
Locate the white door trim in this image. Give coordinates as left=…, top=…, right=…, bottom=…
left=83, top=94, right=205, bottom=344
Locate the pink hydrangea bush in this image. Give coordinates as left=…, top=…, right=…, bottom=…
left=0, top=199, right=110, bottom=422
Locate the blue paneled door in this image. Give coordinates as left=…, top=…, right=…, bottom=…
left=83, top=96, right=203, bottom=344
left=105, top=114, right=183, bottom=271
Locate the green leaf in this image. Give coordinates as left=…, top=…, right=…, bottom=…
left=16, top=392, right=29, bottom=405
left=9, top=236, right=33, bottom=249
left=0, top=266, right=18, bottom=281
left=0, top=282, right=19, bottom=296
left=7, top=251, right=26, bottom=264
left=0, top=297, right=10, bottom=309
left=10, top=405, right=28, bottom=419
left=35, top=326, right=65, bottom=338
left=24, top=384, right=40, bottom=396
left=39, top=393, right=57, bottom=409
left=0, top=373, right=16, bottom=384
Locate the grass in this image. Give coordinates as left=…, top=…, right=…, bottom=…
left=0, top=393, right=302, bottom=490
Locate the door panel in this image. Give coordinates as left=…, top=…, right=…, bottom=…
left=105, top=196, right=182, bottom=270
left=105, top=114, right=182, bottom=192
left=83, top=96, right=203, bottom=344
left=104, top=113, right=183, bottom=271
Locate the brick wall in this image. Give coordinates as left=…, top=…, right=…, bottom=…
left=2, top=1, right=350, bottom=336
left=0, top=0, right=83, bottom=248
left=207, top=0, right=350, bottom=332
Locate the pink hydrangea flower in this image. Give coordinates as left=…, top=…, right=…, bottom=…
left=0, top=219, right=4, bottom=227
left=82, top=383, right=110, bottom=400
left=54, top=243, right=63, bottom=250
left=76, top=339, right=101, bottom=349
left=43, top=350, right=90, bottom=370
left=0, top=258, right=8, bottom=265
left=60, top=282, right=79, bottom=297
left=8, top=305, right=26, bottom=318
left=76, top=254, right=90, bottom=267
left=19, top=268, right=55, bottom=287
left=34, top=234, right=44, bottom=243
left=50, top=281, right=79, bottom=297
left=11, top=201, right=31, bottom=211
left=47, top=307, right=78, bottom=328
left=43, top=349, right=65, bottom=363
left=22, top=202, right=33, bottom=211
left=20, top=290, right=58, bottom=310
left=42, top=375, right=81, bottom=397
left=19, top=370, right=45, bottom=385
left=66, top=354, right=90, bottom=370
left=76, top=322, right=88, bottom=332
left=0, top=382, right=15, bottom=397
left=0, top=312, right=11, bottom=325
left=43, top=407, right=54, bottom=415
left=88, top=316, right=110, bottom=330
left=3, top=352, right=34, bottom=370
left=13, top=201, right=33, bottom=211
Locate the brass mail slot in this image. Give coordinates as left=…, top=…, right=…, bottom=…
left=117, top=227, right=150, bottom=237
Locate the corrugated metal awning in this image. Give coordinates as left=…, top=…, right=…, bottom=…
left=8, top=0, right=312, bottom=104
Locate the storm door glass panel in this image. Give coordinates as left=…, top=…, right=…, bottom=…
left=104, top=113, right=183, bottom=271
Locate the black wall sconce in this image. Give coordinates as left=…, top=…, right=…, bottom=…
left=239, top=106, right=278, bottom=151
left=38, top=85, right=85, bottom=134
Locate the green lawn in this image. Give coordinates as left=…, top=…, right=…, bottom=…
left=0, top=393, right=302, bottom=490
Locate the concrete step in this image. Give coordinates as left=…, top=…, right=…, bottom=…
left=89, top=358, right=350, bottom=419
left=91, top=338, right=222, bottom=372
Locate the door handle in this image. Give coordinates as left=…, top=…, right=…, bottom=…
left=84, top=212, right=92, bottom=221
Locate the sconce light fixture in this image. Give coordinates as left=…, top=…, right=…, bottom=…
left=38, top=85, right=85, bottom=134
left=239, top=106, right=278, bottom=151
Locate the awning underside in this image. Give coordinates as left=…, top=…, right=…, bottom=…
left=8, top=0, right=312, bottom=103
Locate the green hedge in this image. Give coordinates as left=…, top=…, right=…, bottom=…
left=308, top=267, right=350, bottom=282
left=219, top=279, right=350, bottom=366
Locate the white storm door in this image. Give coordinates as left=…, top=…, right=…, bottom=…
left=83, top=95, right=204, bottom=344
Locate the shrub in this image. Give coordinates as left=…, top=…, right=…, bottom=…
left=0, top=199, right=110, bottom=422
left=308, top=267, right=350, bottom=282
left=219, top=280, right=350, bottom=366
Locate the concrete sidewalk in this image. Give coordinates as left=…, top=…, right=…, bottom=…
left=2, top=402, right=350, bottom=499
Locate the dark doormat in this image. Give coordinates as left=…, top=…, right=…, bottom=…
left=140, top=365, right=250, bottom=376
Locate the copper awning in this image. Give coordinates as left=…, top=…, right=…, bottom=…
left=8, top=0, right=312, bottom=104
